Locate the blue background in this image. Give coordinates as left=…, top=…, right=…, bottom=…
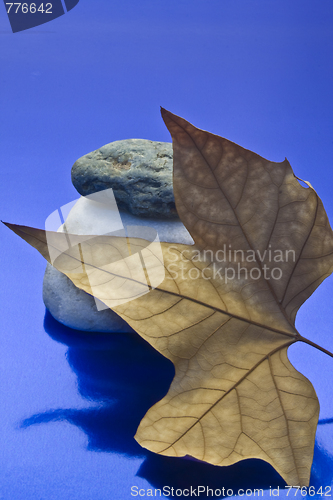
left=1, top=1, right=333, bottom=498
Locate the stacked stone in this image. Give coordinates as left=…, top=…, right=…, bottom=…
left=43, top=139, right=193, bottom=332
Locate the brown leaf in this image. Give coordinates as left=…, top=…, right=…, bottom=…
left=4, top=109, right=333, bottom=486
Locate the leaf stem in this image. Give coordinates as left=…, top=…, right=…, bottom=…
left=297, top=335, right=333, bottom=359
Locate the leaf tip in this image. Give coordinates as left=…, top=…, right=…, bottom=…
left=160, top=108, right=178, bottom=134
left=160, top=106, right=169, bottom=119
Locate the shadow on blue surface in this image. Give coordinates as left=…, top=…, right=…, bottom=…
left=20, top=311, right=333, bottom=497
left=318, top=419, right=333, bottom=425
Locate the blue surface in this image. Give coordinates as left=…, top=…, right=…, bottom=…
left=1, top=1, right=333, bottom=498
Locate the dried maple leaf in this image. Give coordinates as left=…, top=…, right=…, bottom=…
left=4, top=109, right=333, bottom=487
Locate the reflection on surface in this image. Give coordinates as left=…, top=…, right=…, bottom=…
left=20, top=311, right=333, bottom=498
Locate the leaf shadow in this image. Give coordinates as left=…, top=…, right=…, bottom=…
left=20, top=311, right=333, bottom=497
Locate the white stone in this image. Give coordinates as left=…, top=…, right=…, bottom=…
left=43, top=194, right=193, bottom=332
left=43, top=264, right=134, bottom=333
